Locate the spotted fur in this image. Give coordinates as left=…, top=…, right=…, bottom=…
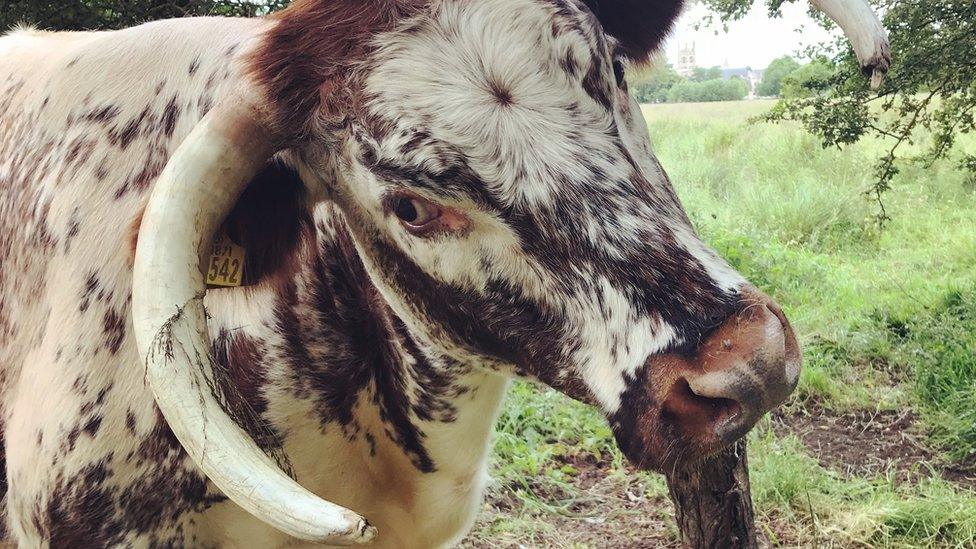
left=0, top=1, right=790, bottom=547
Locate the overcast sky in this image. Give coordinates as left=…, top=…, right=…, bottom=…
left=663, top=1, right=842, bottom=69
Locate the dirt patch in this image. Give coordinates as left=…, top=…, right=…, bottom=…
left=460, top=454, right=678, bottom=549
left=461, top=408, right=976, bottom=548
left=772, top=406, right=976, bottom=490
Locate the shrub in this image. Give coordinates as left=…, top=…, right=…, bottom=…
left=900, top=290, right=976, bottom=461
left=666, top=77, right=748, bottom=103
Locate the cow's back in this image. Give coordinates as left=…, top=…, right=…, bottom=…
left=0, top=17, right=267, bottom=545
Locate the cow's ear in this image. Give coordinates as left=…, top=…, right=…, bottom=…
left=582, top=0, right=684, bottom=61
left=221, top=161, right=311, bottom=286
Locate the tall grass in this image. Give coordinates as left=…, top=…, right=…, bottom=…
left=892, top=290, right=976, bottom=461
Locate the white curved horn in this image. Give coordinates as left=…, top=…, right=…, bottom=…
left=132, top=99, right=377, bottom=545
left=811, top=0, right=891, bottom=89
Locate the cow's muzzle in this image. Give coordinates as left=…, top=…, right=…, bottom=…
left=663, top=287, right=801, bottom=447
left=613, top=286, right=801, bottom=471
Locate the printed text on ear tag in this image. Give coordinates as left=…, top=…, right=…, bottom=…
left=207, top=234, right=245, bottom=287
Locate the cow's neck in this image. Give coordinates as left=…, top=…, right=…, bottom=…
left=205, top=205, right=510, bottom=504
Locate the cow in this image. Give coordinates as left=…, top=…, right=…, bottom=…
left=0, top=0, right=889, bottom=546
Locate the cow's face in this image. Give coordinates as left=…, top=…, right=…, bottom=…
left=315, top=0, right=801, bottom=471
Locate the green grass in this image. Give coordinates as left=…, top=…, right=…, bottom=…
left=893, top=290, right=976, bottom=462
left=469, top=99, right=976, bottom=548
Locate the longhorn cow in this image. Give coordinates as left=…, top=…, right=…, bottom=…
left=0, top=0, right=888, bottom=546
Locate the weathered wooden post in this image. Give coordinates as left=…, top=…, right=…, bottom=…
left=665, top=440, right=757, bottom=548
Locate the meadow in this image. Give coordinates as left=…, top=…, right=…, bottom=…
left=462, top=100, right=976, bottom=548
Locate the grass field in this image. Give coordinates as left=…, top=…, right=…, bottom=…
left=461, top=100, right=976, bottom=548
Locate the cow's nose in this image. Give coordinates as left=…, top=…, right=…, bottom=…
left=661, top=288, right=801, bottom=446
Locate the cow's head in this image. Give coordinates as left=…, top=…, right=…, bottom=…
left=130, top=0, right=896, bottom=543
left=298, top=0, right=802, bottom=472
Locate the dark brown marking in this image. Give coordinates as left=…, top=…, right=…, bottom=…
left=80, top=272, right=98, bottom=312
left=582, top=62, right=612, bottom=110
left=83, top=105, right=120, bottom=124
left=102, top=308, right=125, bottom=355
left=487, top=79, right=513, bottom=106
left=161, top=96, right=180, bottom=137
left=82, top=415, right=103, bottom=437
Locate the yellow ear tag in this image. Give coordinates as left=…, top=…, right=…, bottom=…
left=206, top=233, right=246, bottom=287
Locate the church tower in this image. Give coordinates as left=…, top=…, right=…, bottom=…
left=676, top=42, right=696, bottom=77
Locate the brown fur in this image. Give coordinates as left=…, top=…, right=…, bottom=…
left=248, top=0, right=425, bottom=139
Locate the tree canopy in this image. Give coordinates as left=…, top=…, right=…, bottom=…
left=630, top=64, right=685, bottom=103
left=690, top=66, right=724, bottom=83
left=631, top=66, right=748, bottom=104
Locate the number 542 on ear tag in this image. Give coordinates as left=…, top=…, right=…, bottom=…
left=207, top=234, right=245, bottom=287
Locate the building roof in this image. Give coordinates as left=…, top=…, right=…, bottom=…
left=721, top=67, right=752, bottom=79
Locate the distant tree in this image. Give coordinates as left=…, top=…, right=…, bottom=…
left=780, top=58, right=835, bottom=99
left=756, top=55, right=800, bottom=97
left=631, top=64, right=685, bottom=103
left=0, top=0, right=289, bottom=31
left=691, top=66, right=724, bottom=82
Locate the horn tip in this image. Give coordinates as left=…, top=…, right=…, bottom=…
left=355, top=517, right=378, bottom=544
left=332, top=514, right=377, bottom=545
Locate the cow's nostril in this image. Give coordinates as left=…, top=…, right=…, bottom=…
left=661, top=378, right=742, bottom=441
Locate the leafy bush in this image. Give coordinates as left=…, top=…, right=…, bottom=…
left=896, top=290, right=976, bottom=461
left=631, top=65, right=742, bottom=104
left=666, top=77, right=749, bottom=103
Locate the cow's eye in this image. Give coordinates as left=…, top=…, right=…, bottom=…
left=392, top=196, right=440, bottom=227
left=612, top=60, right=626, bottom=88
